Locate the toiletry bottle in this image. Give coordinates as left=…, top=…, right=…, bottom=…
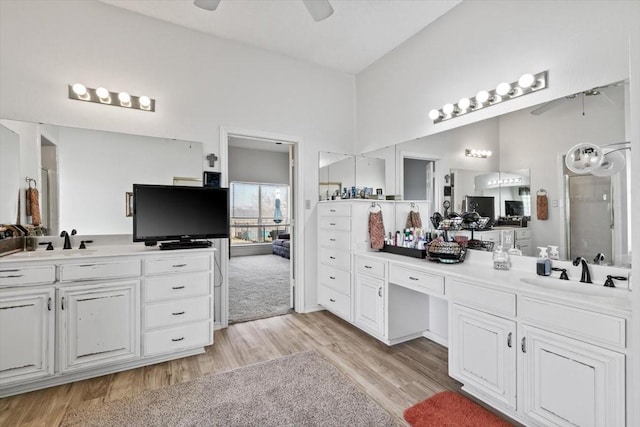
left=493, top=245, right=511, bottom=270
left=548, top=246, right=559, bottom=260
left=536, top=247, right=552, bottom=276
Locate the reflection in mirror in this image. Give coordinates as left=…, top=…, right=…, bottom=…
left=355, top=155, right=385, bottom=196
left=0, top=120, right=203, bottom=236
left=386, top=79, right=630, bottom=266
left=318, top=152, right=354, bottom=200
left=0, top=124, right=20, bottom=224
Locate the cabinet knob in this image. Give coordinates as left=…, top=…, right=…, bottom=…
left=507, top=332, right=512, bottom=348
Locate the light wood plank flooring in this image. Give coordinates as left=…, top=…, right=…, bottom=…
left=0, top=311, right=505, bottom=426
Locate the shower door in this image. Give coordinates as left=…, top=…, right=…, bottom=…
left=566, top=174, right=613, bottom=263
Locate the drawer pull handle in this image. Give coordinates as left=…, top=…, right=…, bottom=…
left=61, top=297, right=65, bottom=310
left=329, top=209, right=336, bottom=212
left=0, top=269, right=19, bottom=272
left=172, top=264, right=187, bottom=268
left=329, top=222, right=336, bottom=226
left=329, top=256, right=336, bottom=260
left=409, top=276, right=419, bottom=281
left=364, top=265, right=372, bottom=269
left=329, top=276, right=336, bottom=280
left=329, top=238, right=336, bottom=242
left=171, top=337, right=185, bottom=342
left=0, top=274, right=23, bottom=278
left=521, top=337, right=526, bottom=353
left=507, top=332, right=512, bottom=348
left=78, top=264, right=95, bottom=267
left=172, top=285, right=185, bottom=290
left=172, top=311, right=185, bottom=316
left=47, top=297, right=52, bottom=311
left=378, top=287, right=382, bottom=297
left=329, top=298, right=336, bottom=303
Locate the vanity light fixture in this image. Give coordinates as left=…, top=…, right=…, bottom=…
left=68, top=83, right=155, bottom=112
left=429, top=71, right=548, bottom=124
left=465, top=149, right=492, bottom=158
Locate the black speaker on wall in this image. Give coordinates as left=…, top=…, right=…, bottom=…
left=203, top=171, right=221, bottom=188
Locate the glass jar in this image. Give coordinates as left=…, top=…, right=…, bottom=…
left=25, top=235, right=38, bottom=251
left=493, top=245, right=511, bottom=270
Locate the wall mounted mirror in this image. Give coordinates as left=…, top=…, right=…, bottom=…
left=0, top=120, right=203, bottom=236
left=318, top=152, right=354, bottom=200
left=363, top=79, right=630, bottom=267
left=0, top=124, right=21, bottom=225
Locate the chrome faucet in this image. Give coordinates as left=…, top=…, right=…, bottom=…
left=573, top=256, right=592, bottom=283
left=60, top=229, right=77, bottom=250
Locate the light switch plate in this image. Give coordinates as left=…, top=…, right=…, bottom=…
left=305, top=200, right=311, bottom=209
left=552, top=200, right=558, bottom=207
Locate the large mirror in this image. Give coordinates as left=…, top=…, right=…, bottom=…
left=0, top=120, right=203, bottom=236
left=358, top=79, right=631, bottom=267
left=0, top=124, right=21, bottom=225
left=318, top=151, right=387, bottom=200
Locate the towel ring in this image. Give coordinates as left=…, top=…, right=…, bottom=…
left=369, top=202, right=382, bottom=212
left=536, top=189, right=547, bottom=196
left=26, top=177, right=37, bottom=188
left=410, top=202, right=419, bottom=212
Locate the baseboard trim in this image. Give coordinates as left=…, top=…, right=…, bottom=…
left=422, top=330, right=448, bottom=348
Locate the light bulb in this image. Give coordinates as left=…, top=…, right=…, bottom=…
left=487, top=150, right=492, bottom=157
left=476, top=90, right=490, bottom=103
left=139, top=95, right=151, bottom=108
left=518, top=73, right=535, bottom=88
left=458, top=97, right=471, bottom=110
left=72, top=83, right=87, bottom=96
left=428, top=109, right=441, bottom=120
left=118, top=92, right=131, bottom=105
left=442, top=103, right=455, bottom=115
left=96, top=87, right=110, bottom=101
left=496, top=82, right=511, bottom=96
left=470, top=149, right=477, bottom=156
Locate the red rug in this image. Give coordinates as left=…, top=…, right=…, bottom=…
left=404, top=391, right=513, bottom=427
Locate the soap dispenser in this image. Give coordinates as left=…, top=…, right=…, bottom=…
left=536, top=247, right=552, bottom=276
left=548, top=246, right=560, bottom=260
left=492, top=233, right=511, bottom=270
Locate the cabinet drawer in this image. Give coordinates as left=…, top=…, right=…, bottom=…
left=519, top=296, right=626, bottom=348
left=514, top=228, right=532, bottom=240
left=145, top=255, right=210, bottom=275
left=144, top=296, right=211, bottom=329
left=319, top=264, right=351, bottom=295
left=318, top=285, right=351, bottom=321
left=144, top=271, right=210, bottom=302
left=59, top=261, right=140, bottom=282
left=318, top=230, right=350, bottom=251
left=144, top=321, right=212, bottom=356
left=0, top=265, right=55, bottom=287
left=389, top=264, right=444, bottom=296
left=449, top=280, right=516, bottom=318
left=356, top=257, right=385, bottom=278
left=319, top=216, right=351, bottom=232
left=319, top=248, right=350, bottom=271
left=318, top=203, right=351, bottom=217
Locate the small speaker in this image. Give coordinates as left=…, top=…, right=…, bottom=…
left=444, top=186, right=451, bottom=197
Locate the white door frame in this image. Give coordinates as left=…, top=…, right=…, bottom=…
left=219, top=126, right=305, bottom=328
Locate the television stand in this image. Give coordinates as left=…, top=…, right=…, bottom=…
left=159, top=240, right=212, bottom=250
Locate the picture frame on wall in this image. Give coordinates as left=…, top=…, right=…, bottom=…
left=203, top=171, right=221, bottom=188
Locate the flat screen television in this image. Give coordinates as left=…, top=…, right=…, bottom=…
left=505, top=200, right=524, bottom=216
left=133, top=184, right=229, bottom=248
left=465, top=195, right=495, bottom=220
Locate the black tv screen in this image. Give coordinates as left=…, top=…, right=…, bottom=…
left=505, top=200, right=524, bottom=216
left=133, top=184, right=229, bottom=242
left=465, top=195, right=495, bottom=220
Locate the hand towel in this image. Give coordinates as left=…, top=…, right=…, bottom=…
left=405, top=211, right=422, bottom=229
left=27, top=187, right=42, bottom=226
left=368, top=211, right=385, bottom=250
left=536, top=190, right=548, bottom=221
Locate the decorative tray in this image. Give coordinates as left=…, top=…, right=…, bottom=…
left=380, top=244, right=426, bottom=259
left=426, top=241, right=467, bottom=264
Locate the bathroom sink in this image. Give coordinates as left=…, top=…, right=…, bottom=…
left=519, top=276, right=629, bottom=299
left=6, top=249, right=97, bottom=260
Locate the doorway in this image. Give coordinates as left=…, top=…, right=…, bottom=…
left=40, top=135, right=58, bottom=236
left=219, top=128, right=304, bottom=327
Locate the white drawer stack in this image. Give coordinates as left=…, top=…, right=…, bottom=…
left=142, top=254, right=213, bottom=356
left=317, top=202, right=353, bottom=322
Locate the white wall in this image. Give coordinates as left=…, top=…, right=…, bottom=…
left=356, top=0, right=637, bottom=153
left=0, top=0, right=355, bottom=312
left=228, top=147, right=289, bottom=184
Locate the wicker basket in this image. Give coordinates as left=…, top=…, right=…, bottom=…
left=426, top=241, right=466, bottom=263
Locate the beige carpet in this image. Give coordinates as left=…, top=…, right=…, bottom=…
left=60, top=351, right=395, bottom=427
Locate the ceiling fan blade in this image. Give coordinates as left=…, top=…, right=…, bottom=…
left=530, top=98, right=567, bottom=116
left=194, top=0, right=221, bottom=11
left=302, top=0, right=334, bottom=22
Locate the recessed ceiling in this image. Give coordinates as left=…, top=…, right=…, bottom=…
left=97, top=0, right=461, bottom=74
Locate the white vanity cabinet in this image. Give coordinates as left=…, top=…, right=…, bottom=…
left=0, top=247, right=215, bottom=398
left=354, top=257, right=385, bottom=336
left=57, top=280, right=140, bottom=372
left=0, top=286, right=55, bottom=385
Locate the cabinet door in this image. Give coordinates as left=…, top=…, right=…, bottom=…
left=449, top=304, right=516, bottom=410
left=354, top=274, right=384, bottom=336
left=58, top=280, right=140, bottom=372
left=519, top=324, right=625, bottom=427
left=0, top=287, right=55, bottom=386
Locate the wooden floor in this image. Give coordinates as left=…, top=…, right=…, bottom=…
left=1, top=311, right=471, bottom=426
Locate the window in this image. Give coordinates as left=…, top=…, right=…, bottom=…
left=230, top=182, right=289, bottom=245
